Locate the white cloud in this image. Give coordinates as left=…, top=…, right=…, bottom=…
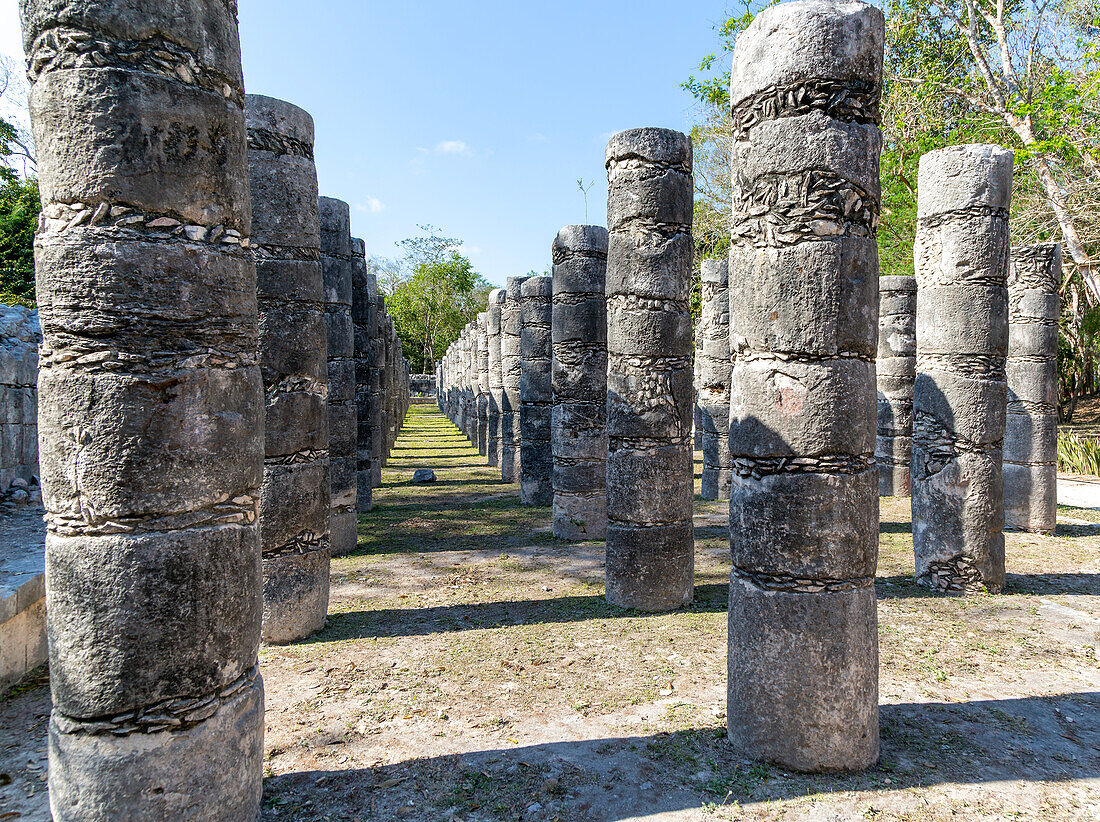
left=527, top=132, right=550, bottom=144
left=435, top=140, right=472, bottom=156
left=355, top=197, right=386, bottom=214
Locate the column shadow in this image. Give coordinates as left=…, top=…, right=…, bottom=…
left=261, top=692, right=1100, bottom=821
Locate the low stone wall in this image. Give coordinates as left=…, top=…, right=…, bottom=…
left=0, top=504, right=47, bottom=694
left=0, top=304, right=45, bottom=694
left=410, top=373, right=436, bottom=396
left=0, top=305, right=40, bottom=494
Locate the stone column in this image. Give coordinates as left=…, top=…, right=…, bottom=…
left=913, top=144, right=1013, bottom=592
left=466, top=322, right=477, bottom=447
left=443, top=350, right=452, bottom=420
left=694, top=325, right=704, bottom=451
left=501, top=276, right=529, bottom=482
left=876, top=275, right=917, bottom=496
left=551, top=226, right=609, bottom=539
left=319, top=197, right=358, bottom=556
left=371, top=295, right=385, bottom=484
left=726, top=0, right=883, bottom=771
left=380, top=317, right=393, bottom=461
left=453, top=331, right=465, bottom=434
left=459, top=324, right=470, bottom=442
left=23, top=0, right=264, bottom=816
left=487, top=289, right=506, bottom=467
left=604, top=128, right=694, bottom=611
left=699, top=258, right=732, bottom=501
left=1004, top=245, right=1059, bottom=533
left=520, top=275, right=554, bottom=505
left=352, top=236, right=374, bottom=513
left=1005, top=244, right=1060, bottom=532
left=247, top=94, right=330, bottom=643
left=476, top=313, right=490, bottom=456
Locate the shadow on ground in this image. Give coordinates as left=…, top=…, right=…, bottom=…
left=312, top=584, right=730, bottom=641
left=261, top=693, right=1100, bottom=821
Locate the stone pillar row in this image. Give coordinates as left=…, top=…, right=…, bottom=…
left=551, top=226, right=609, bottom=539
left=22, top=2, right=419, bottom=814
left=1005, top=244, right=1060, bottom=533
left=247, top=94, right=330, bottom=647
left=30, top=3, right=1054, bottom=816
left=604, top=127, right=696, bottom=612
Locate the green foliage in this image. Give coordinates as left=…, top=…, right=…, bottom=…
left=386, top=241, right=489, bottom=374
left=1057, top=432, right=1100, bottom=475
left=0, top=176, right=38, bottom=307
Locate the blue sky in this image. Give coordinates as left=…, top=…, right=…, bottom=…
left=1, top=1, right=732, bottom=287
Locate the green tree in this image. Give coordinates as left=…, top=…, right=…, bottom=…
left=0, top=177, right=38, bottom=306
left=0, top=56, right=39, bottom=306
left=384, top=225, right=490, bottom=373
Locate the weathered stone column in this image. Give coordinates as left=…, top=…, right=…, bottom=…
left=476, top=313, right=490, bottom=456
left=487, top=288, right=506, bottom=467
left=247, top=94, right=330, bottom=643
left=23, top=0, right=264, bottom=816
left=380, top=316, right=393, bottom=461
left=727, top=0, right=883, bottom=771
left=460, top=323, right=472, bottom=443
left=876, top=275, right=917, bottom=496
left=1004, top=244, right=1059, bottom=533
left=694, top=325, right=704, bottom=452
left=699, top=258, right=732, bottom=500
left=371, top=295, right=385, bottom=485
left=443, top=350, right=453, bottom=421
left=604, top=128, right=694, bottom=611
left=521, top=275, right=554, bottom=504
left=501, top=276, right=529, bottom=482
left=352, top=236, right=374, bottom=513
left=453, top=330, right=465, bottom=435
left=320, top=197, right=358, bottom=556
left=551, top=226, right=609, bottom=539
left=913, top=144, right=1013, bottom=592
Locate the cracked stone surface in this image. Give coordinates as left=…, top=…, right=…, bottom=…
left=727, top=0, right=884, bottom=773
left=520, top=276, right=553, bottom=506
left=1004, top=243, right=1060, bottom=534
left=320, top=196, right=358, bottom=557
left=877, top=275, right=916, bottom=496
left=248, top=93, right=331, bottom=644
left=551, top=225, right=609, bottom=540
left=912, top=143, right=1014, bottom=594
left=604, top=127, right=695, bottom=613
left=23, top=1, right=264, bottom=816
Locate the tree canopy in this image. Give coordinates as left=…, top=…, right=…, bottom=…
left=381, top=225, right=491, bottom=374
left=684, top=0, right=1100, bottom=415
left=0, top=58, right=38, bottom=307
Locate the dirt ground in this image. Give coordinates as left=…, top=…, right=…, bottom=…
left=1060, top=394, right=1100, bottom=437
left=2, top=398, right=1098, bottom=821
